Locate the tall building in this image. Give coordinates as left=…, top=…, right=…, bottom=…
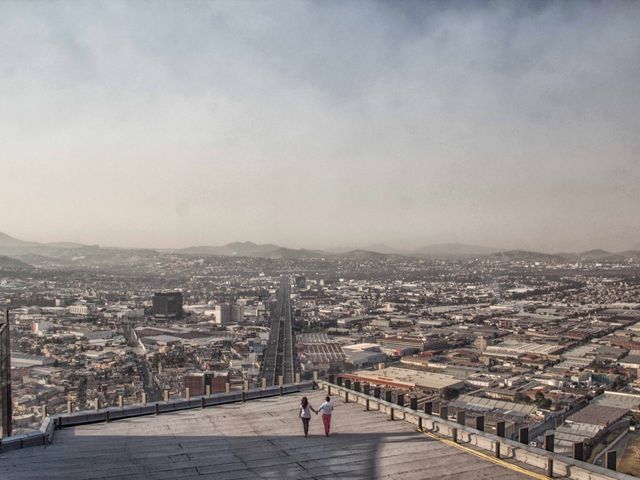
left=214, top=303, right=244, bottom=326
left=152, top=291, right=183, bottom=318
left=0, top=309, right=12, bottom=437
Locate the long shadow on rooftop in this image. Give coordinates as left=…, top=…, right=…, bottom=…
left=0, top=430, right=434, bottom=480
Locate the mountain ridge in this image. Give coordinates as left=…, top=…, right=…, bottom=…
left=0, top=231, right=638, bottom=262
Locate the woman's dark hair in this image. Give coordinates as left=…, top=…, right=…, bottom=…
left=326, top=396, right=330, bottom=402
left=301, top=397, right=308, bottom=408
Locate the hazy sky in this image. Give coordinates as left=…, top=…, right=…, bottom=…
left=1, top=1, right=639, bottom=252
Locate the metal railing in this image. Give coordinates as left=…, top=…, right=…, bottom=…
left=0, top=380, right=314, bottom=453
left=319, top=380, right=634, bottom=480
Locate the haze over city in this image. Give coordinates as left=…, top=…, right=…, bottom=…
left=4, top=2, right=640, bottom=479
left=1, top=1, right=639, bottom=251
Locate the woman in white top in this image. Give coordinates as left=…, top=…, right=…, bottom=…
left=317, top=396, right=334, bottom=437
left=299, top=396, right=317, bottom=437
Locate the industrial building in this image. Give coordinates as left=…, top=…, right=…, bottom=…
left=345, top=366, right=465, bottom=394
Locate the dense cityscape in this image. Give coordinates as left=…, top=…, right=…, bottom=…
left=2, top=235, right=640, bottom=474
left=2, top=1, right=639, bottom=478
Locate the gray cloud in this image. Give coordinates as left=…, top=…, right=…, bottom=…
left=0, top=1, right=639, bottom=251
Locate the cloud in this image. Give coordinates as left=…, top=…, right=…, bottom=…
left=0, top=1, right=638, bottom=251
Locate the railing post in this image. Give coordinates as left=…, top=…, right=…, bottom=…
left=105, top=410, right=110, bottom=423
left=606, top=450, right=617, bottom=471
left=573, top=442, right=584, bottom=461
left=452, top=427, right=458, bottom=443
left=496, top=420, right=505, bottom=438
left=424, top=401, right=432, bottom=415
left=345, top=391, right=349, bottom=403
left=155, top=403, right=160, bottom=415
left=390, top=407, right=394, bottom=421
left=201, top=396, right=206, bottom=408
left=519, top=426, right=529, bottom=445
left=456, top=410, right=465, bottom=426
left=366, top=398, right=370, bottom=411
left=495, top=441, right=501, bottom=459
left=544, top=432, right=554, bottom=452
left=439, top=405, right=448, bottom=420
left=475, top=415, right=484, bottom=432
left=547, top=459, right=554, bottom=478
left=418, top=416, right=423, bottom=430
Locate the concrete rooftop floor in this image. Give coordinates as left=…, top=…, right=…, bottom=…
left=0, top=390, right=539, bottom=480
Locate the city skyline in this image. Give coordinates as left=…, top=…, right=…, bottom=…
left=1, top=1, right=639, bottom=251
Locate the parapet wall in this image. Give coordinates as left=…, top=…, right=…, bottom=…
left=0, top=381, right=313, bottom=453
left=319, top=381, right=634, bottom=480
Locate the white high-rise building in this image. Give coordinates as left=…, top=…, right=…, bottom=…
left=213, top=303, right=244, bottom=325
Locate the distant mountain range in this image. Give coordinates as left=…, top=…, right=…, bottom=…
left=176, top=241, right=327, bottom=259
left=0, top=255, right=33, bottom=271
left=325, top=243, right=500, bottom=256
left=0, top=231, right=95, bottom=250
left=0, top=231, right=639, bottom=265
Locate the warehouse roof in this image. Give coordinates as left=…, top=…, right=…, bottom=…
left=351, top=366, right=465, bottom=390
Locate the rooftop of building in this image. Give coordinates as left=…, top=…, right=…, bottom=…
left=350, top=366, right=465, bottom=391
left=1, top=389, right=535, bottom=480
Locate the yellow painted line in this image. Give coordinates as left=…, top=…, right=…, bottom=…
left=419, top=429, right=550, bottom=480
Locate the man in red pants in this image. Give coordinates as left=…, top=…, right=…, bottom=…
left=317, top=396, right=334, bottom=436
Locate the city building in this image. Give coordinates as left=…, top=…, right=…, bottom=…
left=214, top=303, right=244, bottom=326
left=184, top=371, right=229, bottom=396
left=69, top=304, right=95, bottom=316
left=152, top=291, right=183, bottom=318
left=344, top=366, right=465, bottom=394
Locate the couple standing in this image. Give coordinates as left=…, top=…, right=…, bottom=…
left=299, top=396, right=333, bottom=438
